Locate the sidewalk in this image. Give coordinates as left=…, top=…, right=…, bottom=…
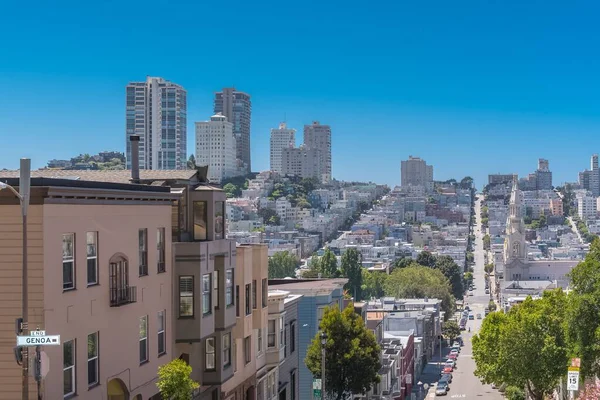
left=412, top=343, right=449, bottom=399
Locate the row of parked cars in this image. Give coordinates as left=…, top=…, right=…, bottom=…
left=435, top=340, right=463, bottom=396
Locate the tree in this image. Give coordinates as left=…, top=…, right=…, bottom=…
left=223, top=183, right=238, bottom=198
left=305, top=305, right=381, bottom=400
left=504, top=386, right=526, bottom=400
left=472, top=290, right=569, bottom=400
left=257, top=208, right=280, bottom=226
left=340, top=248, right=363, bottom=300
left=392, top=257, right=413, bottom=270
left=464, top=271, right=473, bottom=285
left=156, top=359, right=199, bottom=400
left=361, top=270, right=387, bottom=299
left=187, top=154, right=196, bottom=170
left=434, top=255, right=464, bottom=300
left=268, top=251, right=298, bottom=279
left=301, top=256, right=321, bottom=278
left=383, top=265, right=455, bottom=318
left=484, top=263, right=494, bottom=274
left=320, top=249, right=339, bottom=278
left=566, top=238, right=600, bottom=379
left=442, top=320, right=461, bottom=342
left=416, top=251, right=436, bottom=268
left=483, top=234, right=491, bottom=250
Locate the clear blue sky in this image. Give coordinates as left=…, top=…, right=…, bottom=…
left=1, top=0, right=599, bottom=188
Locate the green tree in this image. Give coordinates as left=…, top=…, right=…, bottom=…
left=320, top=249, right=339, bottom=277
left=484, top=263, right=494, bottom=274
left=223, top=183, right=238, bottom=198
left=361, top=270, right=387, bottom=299
left=258, top=208, right=280, bottom=226
left=301, top=256, right=321, bottom=278
left=504, top=386, right=526, bottom=400
left=464, top=271, right=473, bottom=284
left=483, top=234, right=491, bottom=250
left=434, top=255, right=464, bottom=300
left=383, top=265, right=455, bottom=318
left=156, top=359, right=199, bottom=400
left=392, top=257, right=413, bottom=270
left=305, top=306, right=381, bottom=400
left=416, top=251, right=437, bottom=268
left=442, top=320, right=461, bottom=342
left=567, top=238, right=600, bottom=378
left=268, top=251, right=298, bottom=279
left=187, top=154, right=196, bottom=170
left=472, top=290, right=569, bottom=400
left=340, top=248, right=363, bottom=300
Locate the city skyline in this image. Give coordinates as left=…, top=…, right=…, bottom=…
left=2, top=1, right=600, bottom=187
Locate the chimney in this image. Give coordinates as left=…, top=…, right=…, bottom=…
left=129, top=135, right=140, bottom=184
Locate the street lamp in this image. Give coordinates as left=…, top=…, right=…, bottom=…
left=1, top=158, right=31, bottom=400
left=321, top=331, right=327, bottom=399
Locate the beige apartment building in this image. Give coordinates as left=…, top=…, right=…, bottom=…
left=0, top=174, right=179, bottom=400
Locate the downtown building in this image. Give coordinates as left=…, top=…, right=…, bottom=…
left=303, top=121, right=332, bottom=183
left=400, top=156, right=434, bottom=192
left=578, top=154, right=600, bottom=196
left=270, top=122, right=296, bottom=173
left=125, top=76, right=187, bottom=170
left=195, top=113, right=239, bottom=183
left=214, top=88, right=252, bottom=174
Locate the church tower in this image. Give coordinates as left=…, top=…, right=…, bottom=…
left=504, top=175, right=527, bottom=267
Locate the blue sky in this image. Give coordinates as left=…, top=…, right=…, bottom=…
left=1, top=0, right=599, bottom=188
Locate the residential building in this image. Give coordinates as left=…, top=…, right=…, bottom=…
left=195, top=113, right=238, bottom=183
left=0, top=174, right=178, bottom=399
left=268, top=279, right=347, bottom=400
left=214, top=88, right=252, bottom=173
left=278, top=292, right=302, bottom=400
left=577, top=193, right=597, bottom=221
left=401, top=156, right=433, bottom=192
left=550, top=198, right=564, bottom=216
left=126, top=76, right=187, bottom=170
left=578, top=154, right=600, bottom=196
left=270, top=123, right=296, bottom=173
left=303, top=121, right=332, bottom=183
left=488, top=174, right=514, bottom=185
left=281, top=146, right=320, bottom=180
left=536, top=158, right=553, bottom=190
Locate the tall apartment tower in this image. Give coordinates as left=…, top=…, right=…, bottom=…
left=591, top=154, right=599, bottom=196
left=303, top=121, right=332, bottom=183
left=214, top=88, right=252, bottom=173
left=270, top=122, right=296, bottom=173
left=401, top=156, right=434, bottom=191
left=535, top=158, right=553, bottom=190
left=125, top=77, right=187, bottom=170
left=195, top=113, right=238, bottom=183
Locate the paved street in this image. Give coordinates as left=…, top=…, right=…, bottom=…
left=420, top=195, right=504, bottom=399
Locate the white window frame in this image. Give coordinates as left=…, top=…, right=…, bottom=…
left=279, top=317, right=285, bottom=349
left=257, top=328, right=263, bottom=355
left=139, top=315, right=148, bottom=364
left=225, top=269, right=234, bottom=306
left=63, top=339, right=76, bottom=397
left=157, top=227, right=166, bottom=273
left=202, top=274, right=212, bottom=315
left=268, top=319, right=276, bottom=348
left=86, top=232, right=98, bottom=286
left=87, top=332, right=98, bottom=387
left=205, top=337, right=215, bottom=371
left=223, top=333, right=231, bottom=368
left=179, top=276, right=194, bottom=317
left=213, top=270, right=220, bottom=309
left=244, top=335, right=251, bottom=364
left=139, top=228, right=148, bottom=276
left=62, top=233, right=75, bottom=290
left=158, top=310, right=166, bottom=356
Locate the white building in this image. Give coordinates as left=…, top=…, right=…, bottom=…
left=125, top=76, right=187, bottom=170
left=303, top=121, right=332, bottom=183
left=281, top=145, right=320, bottom=179
left=577, top=193, right=597, bottom=221
left=270, top=122, right=296, bottom=173
left=195, top=113, right=238, bottom=183
left=401, top=156, right=434, bottom=192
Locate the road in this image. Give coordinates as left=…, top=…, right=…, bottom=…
left=425, top=195, right=504, bottom=399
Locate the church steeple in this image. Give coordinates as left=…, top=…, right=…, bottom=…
left=504, top=174, right=526, bottom=265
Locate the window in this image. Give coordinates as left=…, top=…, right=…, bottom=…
left=86, top=232, right=98, bottom=285
left=290, top=370, right=296, bottom=400
left=244, top=336, right=251, bottom=364
left=284, top=324, right=288, bottom=356
left=235, top=285, right=240, bottom=317
left=317, top=307, right=325, bottom=328
left=245, top=284, right=251, bottom=315
left=62, top=234, right=75, bottom=290
left=290, top=321, right=296, bottom=353
left=179, top=276, right=194, bottom=317
left=226, top=269, right=234, bottom=306
left=139, top=229, right=148, bottom=276
left=268, top=320, right=276, bottom=348
left=223, top=333, right=231, bottom=367
left=64, top=339, right=76, bottom=396
left=87, top=332, right=98, bottom=387
left=202, top=274, right=212, bottom=315
left=157, top=228, right=166, bottom=273
left=139, top=316, right=148, bottom=363
left=213, top=270, right=219, bottom=309
left=252, top=280, right=257, bottom=309
left=280, top=317, right=285, bottom=349
left=109, top=258, right=133, bottom=307
left=257, top=328, right=263, bottom=354
left=215, top=201, right=225, bottom=240
left=262, top=278, right=267, bottom=308
left=193, top=201, right=207, bottom=241
left=158, top=311, right=166, bottom=356
left=205, top=338, right=215, bottom=370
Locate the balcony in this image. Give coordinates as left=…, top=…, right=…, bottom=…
left=110, top=286, right=137, bottom=307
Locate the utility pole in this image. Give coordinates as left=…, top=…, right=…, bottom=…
left=20, top=158, right=31, bottom=400
left=321, top=332, right=327, bottom=400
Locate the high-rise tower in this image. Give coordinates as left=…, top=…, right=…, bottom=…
left=303, top=121, right=332, bottom=183
left=125, top=77, right=187, bottom=170
left=214, top=88, right=252, bottom=173
left=270, top=122, right=296, bottom=173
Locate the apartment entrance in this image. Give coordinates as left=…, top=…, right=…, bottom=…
left=107, top=377, right=129, bottom=400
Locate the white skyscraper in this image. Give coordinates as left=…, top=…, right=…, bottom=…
left=125, top=77, right=187, bottom=170
left=303, top=121, right=332, bottom=183
left=270, top=122, right=296, bottom=173
left=214, top=88, right=252, bottom=173
left=195, top=113, right=237, bottom=183
left=401, top=156, right=434, bottom=191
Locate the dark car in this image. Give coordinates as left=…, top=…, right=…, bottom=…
left=440, top=373, right=452, bottom=384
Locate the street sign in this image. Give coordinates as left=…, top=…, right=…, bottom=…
left=313, top=389, right=322, bottom=399
left=571, top=358, right=581, bottom=368
left=312, top=379, right=322, bottom=390
left=567, top=370, right=580, bottom=391
left=17, top=335, right=60, bottom=346
left=30, top=330, right=46, bottom=337
left=40, top=351, right=49, bottom=378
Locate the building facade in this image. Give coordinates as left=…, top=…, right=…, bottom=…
left=281, top=146, right=320, bottom=180
left=535, top=158, right=553, bottom=190
left=401, top=156, right=433, bottom=191
left=303, top=121, right=332, bottom=183
left=195, top=113, right=238, bottom=183
left=214, top=88, right=252, bottom=173
left=270, top=123, right=296, bottom=173
left=126, top=77, right=187, bottom=170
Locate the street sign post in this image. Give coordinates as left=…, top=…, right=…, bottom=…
left=567, top=370, right=580, bottom=391
left=17, top=335, right=60, bottom=346
left=313, top=378, right=322, bottom=399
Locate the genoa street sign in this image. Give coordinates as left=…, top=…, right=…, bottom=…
left=17, top=335, right=60, bottom=346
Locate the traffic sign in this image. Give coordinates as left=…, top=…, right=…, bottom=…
left=313, top=379, right=322, bottom=390
left=567, top=370, right=580, bottom=391
left=17, top=335, right=60, bottom=346
left=571, top=358, right=581, bottom=368
left=313, top=389, right=322, bottom=399
left=30, top=330, right=46, bottom=337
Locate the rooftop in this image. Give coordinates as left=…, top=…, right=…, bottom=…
left=268, top=278, right=347, bottom=293
left=0, top=169, right=199, bottom=185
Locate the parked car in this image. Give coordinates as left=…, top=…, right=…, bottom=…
left=484, top=309, right=490, bottom=316
left=485, top=289, right=490, bottom=294
left=443, top=366, right=453, bottom=374
left=440, top=373, right=453, bottom=383
left=477, top=313, right=482, bottom=319
left=436, top=382, right=449, bottom=396
left=445, top=360, right=456, bottom=369
left=469, top=314, right=475, bottom=320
